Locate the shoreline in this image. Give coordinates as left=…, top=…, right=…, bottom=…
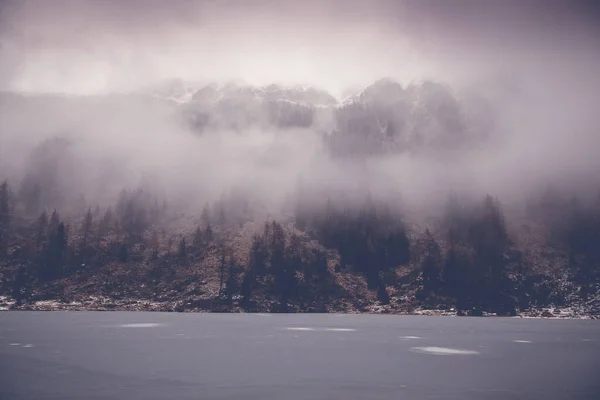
left=1, top=296, right=596, bottom=319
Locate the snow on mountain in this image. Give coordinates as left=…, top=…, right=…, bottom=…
left=3, top=78, right=497, bottom=158
left=144, top=79, right=205, bottom=104
left=136, top=78, right=496, bottom=157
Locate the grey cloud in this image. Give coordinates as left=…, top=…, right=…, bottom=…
left=0, top=0, right=599, bottom=220
left=1, top=0, right=596, bottom=94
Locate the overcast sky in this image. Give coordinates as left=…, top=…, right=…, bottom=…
left=0, top=0, right=598, bottom=94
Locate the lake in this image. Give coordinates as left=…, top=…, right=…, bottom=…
left=1, top=312, right=599, bottom=399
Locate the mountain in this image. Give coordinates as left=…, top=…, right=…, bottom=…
left=1, top=79, right=598, bottom=317
left=138, top=78, right=497, bottom=157
left=2, top=78, right=497, bottom=158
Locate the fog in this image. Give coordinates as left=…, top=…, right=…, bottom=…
left=1, top=0, right=599, bottom=224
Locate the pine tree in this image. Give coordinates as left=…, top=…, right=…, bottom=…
left=43, top=220, right=68, bottom=280
left=225, top=250, right=238, bottom=303
left=0, top=181, right=10, bottom=256
left=49, top=210, right=60, bottom=234
left=270, top=221, right=286, bottom=270
left=193, top=226, right=203, bottom=249
left=81, top=208, right=93, bottom=248
left=120, top=198, right=148, bottom=243
left=149, top=230, right=160, bottom=259
left=218, top=245, right=226, bottom=296
left=55, top=222, right=67, bottom=266
left=240, top=267, right=254, bottom=307
left=0, top=181, right=9, bottom=226
left=419, top=229, right=443, bottom=292
left=469, top=195, right=508, bottom=281
left=443, top=230, right=461, bottom=296
left=270, top=222, right=291, bottom=311
left=117, top=243, right=128, bottom=262
left=443, top=229, right=478, bottom=311
left=178, top=237, right=187, bottom=260
left=249, top=233, right=267, bottom=277
left=312, top=250, right=329, bottom=281
left=98, top=207, right=114, bottom=237
left=36, top=210, right=48, bottom=248
left=12, top=267, right=27, bottom=305
left=204, top=223, right=213, bottom=243
left=218, top=203, right=226, bottom=226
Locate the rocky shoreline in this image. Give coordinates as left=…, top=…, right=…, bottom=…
left=1, top=296, right=596, bottom=319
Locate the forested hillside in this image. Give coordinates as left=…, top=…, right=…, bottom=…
left=1, top=177, right=599, bottom=316
left=1, top=79, right=599, bottom=316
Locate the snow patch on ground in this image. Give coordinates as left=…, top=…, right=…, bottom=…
left=120, top=323, right=162, bottom=328
left=411, top=346, right=480, bottom=355
left=324, top=328, right=356, bottom=332
left=513, top=340, right=533, bottom=343
left=0, top=295, right=15, bottom=311
left=284, top=327, right=356, bottom=332
left=413, top=309, right=457, bottom=316
left=285, top=327, right=315, bottom=331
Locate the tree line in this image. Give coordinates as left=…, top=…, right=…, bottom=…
left=1, top=178, right=599, bottom=312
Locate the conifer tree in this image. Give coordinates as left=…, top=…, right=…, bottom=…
left=0, top=181, right=10, bottom=256
left=81, top=208, right=93, bottom=248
